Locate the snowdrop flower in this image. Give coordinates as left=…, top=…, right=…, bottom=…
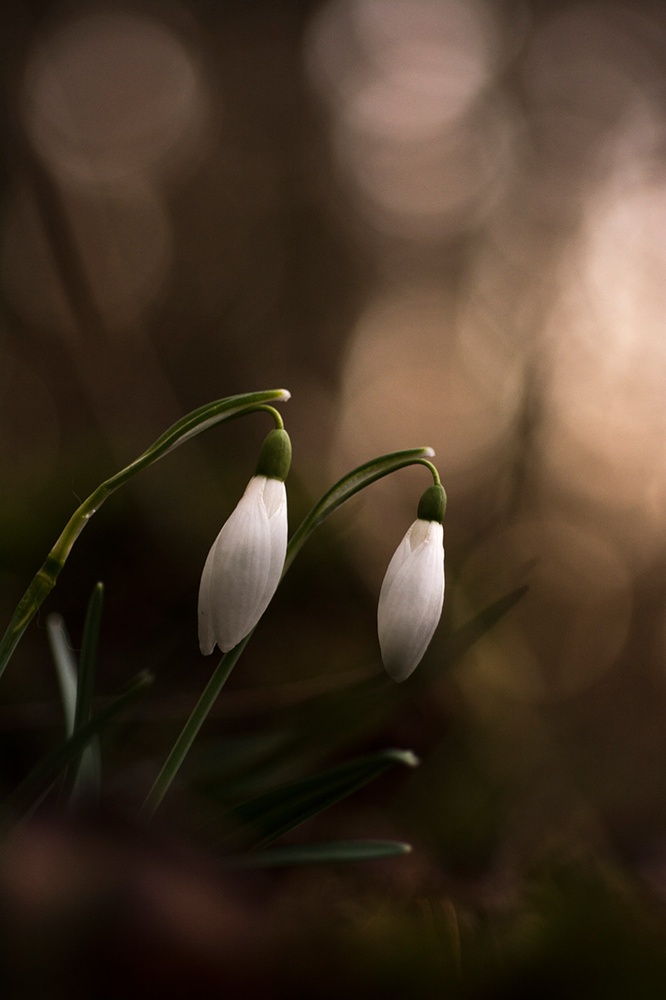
left=378, top=483, right=446, bottom=683
left=198, top=428, right=291, bottom=654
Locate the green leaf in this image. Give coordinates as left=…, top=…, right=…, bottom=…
left=46, top=610, right=102, bottom=803
left=73, top=582, right=104, bottom=733
left=439, top=584, right=529, bottom=670
left=105, top=389, right=291, bottom=482
left=284, top=448, right=434, bottom=572
left=227, top=839, right=412, bottom=868
left=67, top=582, right=105, bottom=801
left=0, top=388, right=290, bottom=678
left=2, top=670, right=154, bottom=822
left=222, top=748, right=419, bottom=850
left=46, top=614, right=78, bottom=736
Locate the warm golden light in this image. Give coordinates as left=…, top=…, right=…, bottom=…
left=454, top=514, right=632, bottom=704
left=540, top=171, right=666, bottom=561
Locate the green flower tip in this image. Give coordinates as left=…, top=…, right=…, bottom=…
left=255, top=428, right=292, bottom=481
left=417, top=483, right=447, bottom=523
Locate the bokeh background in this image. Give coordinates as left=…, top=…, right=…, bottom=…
left=3, top=0, right=666, bottom=994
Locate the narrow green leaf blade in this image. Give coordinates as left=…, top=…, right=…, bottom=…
left=73, top=582, right=104, bottom=733
left=2, top=670, right=154, bottom=821
left=228, top=839, right=412, bottom=868
left=67, top=581, right=105, bottom=800
left=223, top=748, right=419, bottom=850
left=46, top=610, right=102, bottom=803
left=104, top=388, right=291, bottom=490
left=46, top=614, right=78, bottom=736
left=441, top=584, right=529, bottom=668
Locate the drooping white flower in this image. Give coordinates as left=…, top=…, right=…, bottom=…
left=378, top=484, right=446, bottom=682
left=198, top=429, right=290, bottom=655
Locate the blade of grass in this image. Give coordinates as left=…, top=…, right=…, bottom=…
left=221, top=748, right=419, bottom=851
left=46, top=614, right=78, bottom=735
left=2, top=670, right=154, bottom=822
left=439, top=584, right=529, bottom=669
left=227, top=839, right=412, bottom=868
left=73, top=582, right=104, bottom=733
left=46, top=611, right=102, bottom=803
left=65, top=582, right=105, bottom=801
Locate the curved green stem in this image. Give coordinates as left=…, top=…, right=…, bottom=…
left=420, top=459, right=441, bottom=487
left=253, top=405, right=285, bottom=430
left=139, top=637, right=250, bottom=821
left=0, top=389, right=290, bottom=678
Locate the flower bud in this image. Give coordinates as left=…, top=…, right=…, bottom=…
left=377, top=483, right=446, bottom=682
left=198, top=430, right=290, bottom=655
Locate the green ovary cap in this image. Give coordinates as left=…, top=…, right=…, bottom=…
left=255, top=428, right=292, bottom=481
left=417, top=483, right=447, bottom=523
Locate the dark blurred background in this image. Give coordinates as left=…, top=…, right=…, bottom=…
left=3, top=0, right=666, bottom=994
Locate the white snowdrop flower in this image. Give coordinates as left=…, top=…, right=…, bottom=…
left=378, top=483, right=446, bottom=683
left=198, top=429, right=291, bottom=654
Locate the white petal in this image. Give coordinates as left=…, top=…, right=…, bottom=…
left=197, top=542, right=218, bottom=655
left=256, top=477, right=288, bottom=610
left=378, top=519, right=445, bottom=682
left=197, top=476, right=288, bottom=654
